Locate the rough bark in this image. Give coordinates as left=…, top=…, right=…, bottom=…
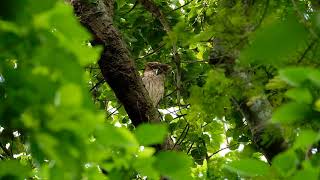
left=71, top=0, right=160, bottom=126
left=241, top=96, right=288, bottom=162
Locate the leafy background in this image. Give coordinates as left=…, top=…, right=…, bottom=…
left=0, top=0, right=320, bottom=179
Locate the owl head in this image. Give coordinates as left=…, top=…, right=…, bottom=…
left=144, top=62, right=171, bottom=75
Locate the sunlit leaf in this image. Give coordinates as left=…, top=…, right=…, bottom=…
left=272, top=151, right=297, bottom=177
left=135, top=124, right=167, bottom=146
left=224, top=158, right=269, bottom=177
left=0, top=160, right=31, bottom=178
left=279, top=67, right=311, bottom=87
left=272, top=102, right=312, bottom=124
left=292, top=168, right=319, bottom=180
left=285, top=88, right=313, bottom=104
left=154, top=152, right=193, bottom=180
left=240, top=15, right=309, bottom=65
left=133, top=157, right=159, bottom=179
left=95, top=124, right=139, bottom=149
left=294, top=129, right=320, bottom=149
left=58, top=84, right=83, bottom=107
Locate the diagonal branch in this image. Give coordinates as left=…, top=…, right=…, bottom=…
left=71, top=0, right=161, bottom=126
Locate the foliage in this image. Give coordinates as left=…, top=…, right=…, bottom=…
left=1, top=0, right=320, bottom=179
left=0, top=1, right=191, bottom=179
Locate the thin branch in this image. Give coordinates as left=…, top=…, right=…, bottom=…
left=177, top=124, right=190, bottom=145
left=0, top=142, right=11, bottom=157
left=172, top=114, right=187, bottom=120
left=106, top=105, right=122, bottom=120
left=291, top=0, right=318, bottom=38
left=207, top=143, right=240, bottom=159
left=134, top=43, right=166, bottom=60
left=126, top=1, right=138, bottom=14
left=187, top=141, right=194, bottom=154
left=230, top=0, right=269, bottom=49
left=231, top=96, right=247, bottom=120
left=252, top=0, right=270, bottom=31
left=168, top=0, right=194, bottom=13
left=172, top=124, right=189, bottom=149
left=163, top=88, right=178, bottom=99
left=181, top=60, right=208, bottom=64
left=90, top=79, right=105, bottom=92
left=297, top=38, right=318, bottom=63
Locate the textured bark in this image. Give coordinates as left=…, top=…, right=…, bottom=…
left=71, top=0, right=160, bottom=126
left=241, top=96, right=288, bottom=162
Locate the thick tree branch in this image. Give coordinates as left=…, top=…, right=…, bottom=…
left=240, top=96, right=288, bottom=161
left=71, top=0, right=160, bottom=126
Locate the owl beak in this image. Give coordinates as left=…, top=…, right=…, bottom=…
left=155, top=69, right=159, bottom=75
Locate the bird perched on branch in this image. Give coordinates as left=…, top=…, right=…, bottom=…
left=142, top=62, right=171, bottom=107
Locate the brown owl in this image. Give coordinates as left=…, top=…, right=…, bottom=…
left=142, top=62, right=171, bottom=107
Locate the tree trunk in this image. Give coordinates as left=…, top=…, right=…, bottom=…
left=71, top=0, right=160, bottom=126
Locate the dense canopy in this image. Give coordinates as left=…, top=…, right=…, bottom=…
left=0, top=0, right=320, bottom=179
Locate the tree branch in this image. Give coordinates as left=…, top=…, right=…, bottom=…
left=71, top=0, right=161, bottom=126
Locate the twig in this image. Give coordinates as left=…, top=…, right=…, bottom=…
left=134, top=43, right=166, bottom=60
left=187, top=141, right=194, bottom=154
left=177, top=125, right=190, bottom=145
left=106, top=105, right=122, bottom=119
left=172, top=124, right=189, bottom=149
left=230, top=0, right=269, bottom=49
left=168, top=0, right=194, bottom=13
left=89, top=79, right=105, bottom=92
left=291, top=0, right=318, bottom=39
left=253, top=0, right=270, bottom=31
left=172, top=114, right=187, bottom=120
left=0, top=142, right=11, bottom=157
left=297, top=39, right=318, bottom=63
left=126, top=1, right=138, bottom=14
left=163, top=88, right=178, bottom=99
left=207, top=143, right=240, bottom=159
left=181, top=60, right=208, bottom=64
left=231, top=96, right=247, bottom=120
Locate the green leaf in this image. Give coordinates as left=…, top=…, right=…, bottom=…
left=239, top=15, right=309, bottom=65
left=224, top=158, right=269, bottom=177
left=308, top=69, right=320, bottom=87
left=133, top=157, right=159, bottom=180
left=0, top=160, right=31, bottom=178
left=292, top=168, right=319, bottom=180
left=116, top=0, right=127, bottom=9
left=272, top=151, right=297, bottom=177
left=285, top=88, right=313, bottom=104
left=27, top=0, right=57, bottom=14
left=272, top=102, right=311, bottom=124
left=279, top=67, right=311, bottom=87
left=294, top=129, right=320, bottom=149
left=154, top=152, right=193, bottom=180
left=95, top=124, right=139, bottom=150
left=47, top=2, right=102, bottom=65
left=0, top=0, right=57, bottom=25
left=58, top=84, right=83, bottom=107
left=135, top=124, right=167, bottom=146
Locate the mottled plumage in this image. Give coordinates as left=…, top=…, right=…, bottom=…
left=142, top=62, right=171, bottom=106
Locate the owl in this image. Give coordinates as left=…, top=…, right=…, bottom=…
left=142, top=62, right=171, bottom=107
